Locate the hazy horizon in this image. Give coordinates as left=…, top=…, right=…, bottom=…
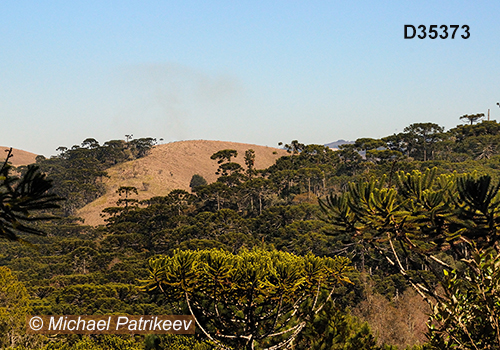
left=2, top=1, right=499, bottom=157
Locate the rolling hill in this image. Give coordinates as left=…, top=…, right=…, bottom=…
left=0, top=146, right=38, bottom=166
left=77, top=140, right=288, bottom=226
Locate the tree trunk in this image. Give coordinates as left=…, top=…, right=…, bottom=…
left=308, top=178, right=311, bottom=200
left=259, top=195, right=262, bottom=216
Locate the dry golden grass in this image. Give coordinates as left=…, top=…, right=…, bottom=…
left=353, top=287, right=430, bottom=348
left=0, top=146, right=38, bottom=166
left=77, top=140, right=287, bottom=226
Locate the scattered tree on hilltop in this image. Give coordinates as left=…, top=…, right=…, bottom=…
left=189, top=174, right=208, bottom=190
left=116, top=186, right=139, bottom=208
left=210, top=149, right=238, bottom=165
left=244, top=149, right=257, bottom=178
left=211, top=149, right=244, bottom=187
left=278, top=140, right=305, bottom=155
left=460, top=113, right=484, bottom=125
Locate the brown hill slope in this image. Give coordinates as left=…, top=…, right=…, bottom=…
left=0, top=146, right=38, bottom=166
left=77, top=140, right=287, bottom=226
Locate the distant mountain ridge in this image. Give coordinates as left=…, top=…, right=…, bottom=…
left=324, top=140, right=354, bottom=150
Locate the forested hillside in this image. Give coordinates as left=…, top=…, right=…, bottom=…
left=3, top=117, right=500, bottom=349
left=76, top=140, right=288, bottom=225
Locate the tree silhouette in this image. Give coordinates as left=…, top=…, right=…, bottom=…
left=116, top=186, right=139, bottom=208
left=460, top=113, right=484, bottom=125
left=81, top=138, right=100, bottom=149
left=0, top=148, right=62, bottom=241
left=210, top=149, right=238, bottom=164
left=189, top=174, right=207, bottom=190
left=244, top=149, right=256, bottom=178
left=279, top=140, right=305, bottom=155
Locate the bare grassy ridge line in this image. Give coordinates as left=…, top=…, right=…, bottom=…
left=0, top=146, right=38, bottom=166
left=77, top=140, right=287, bottom=226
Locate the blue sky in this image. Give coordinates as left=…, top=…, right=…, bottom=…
left=1, top=1, right=499, bottom=156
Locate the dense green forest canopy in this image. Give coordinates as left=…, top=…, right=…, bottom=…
left=3, top=118, right=500, bottom=349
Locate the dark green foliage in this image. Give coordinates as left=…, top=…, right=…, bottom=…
left=237, top=177, right=274, bottom=215
left=0, top=149, right=62, bottom=241
left=460, top=113, right=484, bottom=125
left=279, top=139, right=305, bottom=155
left=128, top=137, right=157, bottom=158
left=209, top=149, right=246, bottom=188
left=28, top=335, right=143, bottom=350
left=194, top=182, right=233, bottom=211
left=116, top=186, right=139, bottom=208
left=320, top=167, right=500, bottom=349
left=244, top=149, right=256, bottom=178
left=189, top=174, right=208, bottom=190
left=295, top=302, right=387, bottom=350
left=354, top=138, right=386, bottom=153
left=210, top=149, right=238, bottom=164
left=36, top=137, right=156, bottom=214
left=0, top=222, right=170, bottom=326
left=402, top=123, right=444, bottom=161
left=427, top=248, right=500, bottom=349
left=9, top=119, right=500, bottom=349
left=145, top=334, right=215, bottom=350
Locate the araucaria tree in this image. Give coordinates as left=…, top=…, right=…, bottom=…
left=0, top=148, right=62, bottom=241
left=403, top=122, right=444, bottom=161
left=460, top=113, right=484, bottom=125
left=319, top=168, right=500, bottom=349
left=141, top=248, right=352, bottom=350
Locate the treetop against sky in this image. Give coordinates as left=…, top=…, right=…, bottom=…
left=1, top=1, right=499, bottom=156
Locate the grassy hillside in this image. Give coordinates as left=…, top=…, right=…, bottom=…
left=77, top=140, right=287, bottom=225
left=0, top=146, right=37, bottom=166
